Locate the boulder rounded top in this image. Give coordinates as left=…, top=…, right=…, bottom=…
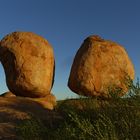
left=0, top=31, right=55, bottom=98
left=85, top=35, right=104, bottom=42
left=68, top=35, right=135, bottom=98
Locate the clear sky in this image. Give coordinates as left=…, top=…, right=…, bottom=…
left=0, top=0, right=140, bottom=100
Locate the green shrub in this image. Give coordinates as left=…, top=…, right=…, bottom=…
left=16, top=78, right=140, bottom=140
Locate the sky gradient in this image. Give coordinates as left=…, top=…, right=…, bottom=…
left=0, top=0, right=140, bottom=100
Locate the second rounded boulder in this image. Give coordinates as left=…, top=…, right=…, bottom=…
left=68, top=35, right=135, bottom=98
left=0, top=32, right=55, bottom=98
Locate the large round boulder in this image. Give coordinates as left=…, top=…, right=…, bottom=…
left=0, top=32, right=55, bottom=98
left=68, top=35, right=135, bottom=98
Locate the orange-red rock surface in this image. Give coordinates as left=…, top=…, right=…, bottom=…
left=68, top=35, right=135, bottom=98
left=0, top=32, right=55, bottom=98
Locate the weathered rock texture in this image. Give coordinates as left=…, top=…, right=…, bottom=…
left=0, top=32, right=55, bottom=98
left=68, top=35, right=135, bottom=98
left=30, top=94, right=56, bottom=110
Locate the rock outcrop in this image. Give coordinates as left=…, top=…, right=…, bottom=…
left=0, top=96, right=61, bottom=139
left=0, top=91, right=16, bottom=98
left=31, top=94, right=56, bottom=110
left=0, top=32, right=55, bottom=98
left=68, top=35, right=135, bottom=98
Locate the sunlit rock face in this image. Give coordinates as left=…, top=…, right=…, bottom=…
left=68, top=35, right=135, bottom=98
left=0, top=32, right=55, bottom=98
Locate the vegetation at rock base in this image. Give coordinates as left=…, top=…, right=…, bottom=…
left=16, top=79, right=140, bottom=140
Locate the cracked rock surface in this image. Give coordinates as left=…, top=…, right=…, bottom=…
left=0, top=32, right=55, bottom=98
left=68, top=35, right=135, bottom=98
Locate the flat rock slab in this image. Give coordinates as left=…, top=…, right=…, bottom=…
left=0, top=97, right=61, bottom=139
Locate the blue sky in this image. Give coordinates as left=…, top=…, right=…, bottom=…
left=0, top=0, right=140, bottom=100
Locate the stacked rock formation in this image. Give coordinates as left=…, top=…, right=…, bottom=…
left=68, top=35, right=135, bottom=98
left=0, top=32, right=56, bottom=109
